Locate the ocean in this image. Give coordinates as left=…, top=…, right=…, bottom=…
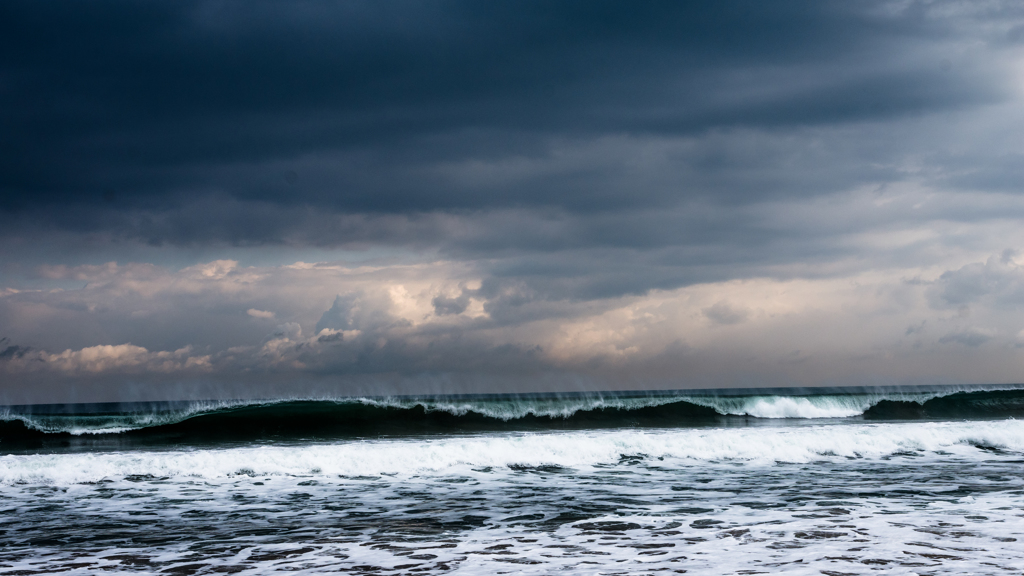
left=2, top=386, right=1023, bottom=575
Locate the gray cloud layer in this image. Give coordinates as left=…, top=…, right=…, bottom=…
left=3, top=0, right=1024, bottom=401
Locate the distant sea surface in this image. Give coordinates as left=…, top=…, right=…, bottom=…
left=2, top=385, right=1024, bottom=575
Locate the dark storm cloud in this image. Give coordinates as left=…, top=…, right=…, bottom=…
left=0, top=0, right=1008, bottom=224
left=8, top=0, right=1024, bottom=402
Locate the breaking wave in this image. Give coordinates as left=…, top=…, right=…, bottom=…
left=1, top=385, right=1023, bottom=446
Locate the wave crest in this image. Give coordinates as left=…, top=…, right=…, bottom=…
left=1, top=385, right=1023, bottom=440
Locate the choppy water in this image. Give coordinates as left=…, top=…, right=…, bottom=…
left=2, top=387, right=1024, bottom=575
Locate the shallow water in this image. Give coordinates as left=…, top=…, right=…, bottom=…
left=2, top=419, right=1023, bottom=575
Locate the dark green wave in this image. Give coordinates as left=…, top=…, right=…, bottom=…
left=2, top=387, right=1024, bottom=453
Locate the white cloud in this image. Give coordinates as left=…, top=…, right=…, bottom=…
left=4, top=252, right=1024, bottom=389
left=2, top=344, right=212, bottom=374
left=247, top=308, right=275, bottom=319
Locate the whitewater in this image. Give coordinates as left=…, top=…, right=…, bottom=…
left=2, top=386, right=1024, bottom=575
left=3, top=383, right=1023, bottom=436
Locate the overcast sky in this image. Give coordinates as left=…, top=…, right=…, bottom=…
left=3, top=0, right=1024, bottom=403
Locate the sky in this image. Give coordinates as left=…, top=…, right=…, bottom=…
left=3, top=0, right=1024, bottom=403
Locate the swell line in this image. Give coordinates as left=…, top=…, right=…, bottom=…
left=1, top=385, right=1024, bottom=445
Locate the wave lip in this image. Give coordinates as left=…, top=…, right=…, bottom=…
left=0, top=398, right=265, bottom=435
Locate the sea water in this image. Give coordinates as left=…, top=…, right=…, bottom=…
left=1, top=387, right=1023, bottom=575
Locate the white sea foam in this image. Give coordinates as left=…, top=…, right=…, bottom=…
left=686, top=393, right=900, bottom=418
left=2, top=419, right=1021, bottom=485
left=3, top=419, right=1024, bottom=575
